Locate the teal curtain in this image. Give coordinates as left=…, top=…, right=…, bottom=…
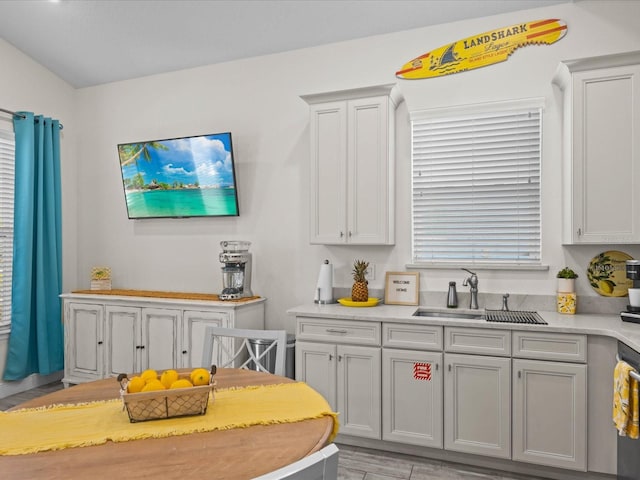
left=3, top=112, right=63, bottom=380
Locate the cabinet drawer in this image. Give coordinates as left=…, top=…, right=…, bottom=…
left=296, top=317, right=381, bottom=346
left=444, top=327, right=511, bottom=356
left=512, top=331, right=587, bottom=363
left=383, top=323, right=442, bottom=350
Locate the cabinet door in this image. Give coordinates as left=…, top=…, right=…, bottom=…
left=512, top=359, right=587, bottom=470
left=309, top=101, right=347, bottom=244
left=569, top=64, right=640, bottom=243
left=65, top=303, right=104, bottom=382
left=444, top=353, right=511, bottom=458
left=382, top=349, right=442, bottom=447
left=347, top=95, right=393, bottom=245
left=337, top=345, right=381, bottom=439
left=295, top=341, right=337, bottom=409
left=181, top=310, right=229, bottom=368
left=104, top=305, right=140, bottom=376
left=141, top=308, right=180, bottom=372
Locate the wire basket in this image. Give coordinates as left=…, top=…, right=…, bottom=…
left=118, top=368, right=216, bottom=423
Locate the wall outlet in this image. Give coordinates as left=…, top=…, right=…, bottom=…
left=365, top=264, right=375, bottom=280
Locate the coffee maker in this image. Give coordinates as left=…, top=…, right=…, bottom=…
left=621, top=259, right=640, bottom=324
left=219, top=241, right=253, bottom=300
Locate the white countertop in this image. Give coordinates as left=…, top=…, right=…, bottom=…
left=287, top=303, right=640, bottom=352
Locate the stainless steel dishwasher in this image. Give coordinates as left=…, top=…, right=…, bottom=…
left=618, top=341, right=640, bottom=480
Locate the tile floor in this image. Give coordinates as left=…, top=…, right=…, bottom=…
left=0, top=381, right=65, bottom=411
left=1, top=382, right=543, bottom=480
left=336, top=443, right=542, bottom=480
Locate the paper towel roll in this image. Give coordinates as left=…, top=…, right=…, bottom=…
left=315, top=260, right=334, bottom=303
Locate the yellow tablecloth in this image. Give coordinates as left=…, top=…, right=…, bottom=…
left=0, top=382, right=339, bottom=456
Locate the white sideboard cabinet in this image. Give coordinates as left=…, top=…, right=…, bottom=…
left=62, top=292, right=265, bottom=387
left=301, top=84, right=403, bottom=245
left=553, top=51, right=640, bottom=244
left=104, top=305, right=180, bottom=379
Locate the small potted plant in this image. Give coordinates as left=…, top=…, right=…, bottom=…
left=556, top=267, right=578, bottom=293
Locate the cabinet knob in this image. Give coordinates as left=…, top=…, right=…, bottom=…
left=340, top=231, right=344, bottom=238
left=329, top=354, right=333, bottom=361
left=97, top=341, right=103, bottom=345
left=348, top=231, right=352, bottom=237
left=182, top=350, right=188, bottom=354
left=338, top=355, right=343, bottom=361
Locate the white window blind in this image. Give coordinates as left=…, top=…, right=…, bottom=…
left=0, top=128, right=14, bottom=330
left=411, top=102, right=542, bottom=265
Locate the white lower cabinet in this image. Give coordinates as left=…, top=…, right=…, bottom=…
left=443, top=353, right=511, bottom=459
left=512, top=332, right=588, bottom=471
left=382, top=348, right=442, bottom=447
left=296, top=340, right=381, bottom=439
left=292, top=312, right=590, bottom=474
left=62, top=293, right=265, bottom=386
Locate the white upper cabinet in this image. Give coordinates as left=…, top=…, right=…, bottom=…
left=301, top=84, right=403, bottom=245
left=553, top=51, right=640, bottom=244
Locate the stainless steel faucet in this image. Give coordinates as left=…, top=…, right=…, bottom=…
left=502, top=293, right=510, bottom=311
left=462, top=268, right=479, bottom=309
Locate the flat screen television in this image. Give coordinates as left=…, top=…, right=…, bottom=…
left=117, top=132, right=239, bottom=219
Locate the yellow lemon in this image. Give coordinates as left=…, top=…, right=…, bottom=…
left=160, top=369, right=179, bottom=389
left=170, top=379, right=193, bottom=389
left=126, top=376, right=146, bottom=393
left=141, top=379, right=165, bottom=392
left=141, top=369, right=158, bottom=383
left=192, top=369, right=210, bottom=386
left=598, top=279, right=615, bottom=294
left=190, top=368, right=209, bottom=383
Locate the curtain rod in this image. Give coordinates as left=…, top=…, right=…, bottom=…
left=0, top=107, right=64, bottom=130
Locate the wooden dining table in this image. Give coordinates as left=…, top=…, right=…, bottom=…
left=1, top=369, right=335, bottom=480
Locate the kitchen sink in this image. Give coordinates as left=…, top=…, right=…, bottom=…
left=412, top=309, right=547, bottom=324
left=412, top=309, right=485, bottom=320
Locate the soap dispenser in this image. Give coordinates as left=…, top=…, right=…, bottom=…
left=447, top=281, right=458, bottom=308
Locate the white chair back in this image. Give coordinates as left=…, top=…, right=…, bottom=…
left=201, top=326, right=288, bottom=376
left=251, top=444, right=339, bottom=480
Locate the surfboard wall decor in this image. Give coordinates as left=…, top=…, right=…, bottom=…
left=396, top=19, right=567, bottom=80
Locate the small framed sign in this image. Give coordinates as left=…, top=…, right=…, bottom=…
left=384, top=271, right=420, bottom=305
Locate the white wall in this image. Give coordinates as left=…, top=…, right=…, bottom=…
left=71, top=1, right=640, bottom=332
left=2, top=1, right=640, bottom=356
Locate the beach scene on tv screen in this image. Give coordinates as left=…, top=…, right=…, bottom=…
left=118, top=133, right=239, bottom=218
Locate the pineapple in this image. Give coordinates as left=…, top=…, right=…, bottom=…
left=351, top=260, right=369, bottom=302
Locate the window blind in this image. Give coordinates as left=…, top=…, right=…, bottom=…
left=411, top=103, right=541, bottom=265
left=0, top=128, right=14, bottom=329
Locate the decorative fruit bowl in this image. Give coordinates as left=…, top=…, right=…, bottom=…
left=117, top=366, right=217, bottom=423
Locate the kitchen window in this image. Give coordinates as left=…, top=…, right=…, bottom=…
left=411, top=99, right=542, bottom=266
left=0, top=127, right=14, bottom=333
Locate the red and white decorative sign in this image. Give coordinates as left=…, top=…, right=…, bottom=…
left=413, top=362, right=431, bottom=381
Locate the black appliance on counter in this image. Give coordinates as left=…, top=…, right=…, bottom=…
left=621, top=260, right=640, bottom=324
left=618, top=341, right=640, bottom=480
